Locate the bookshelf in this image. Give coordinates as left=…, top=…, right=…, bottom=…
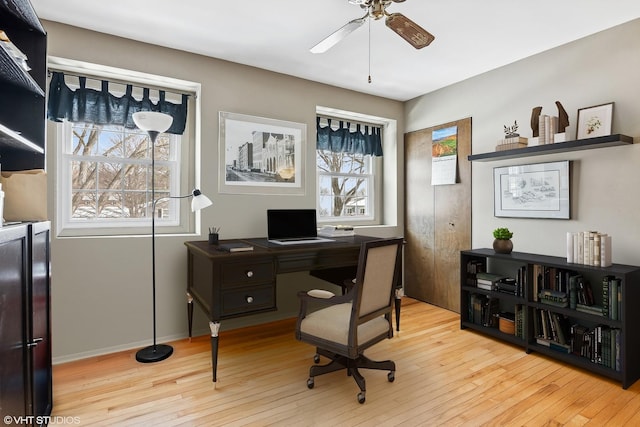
left=0, top=0, right=47, bottom=171
left=467, top=134, right=633, bottom=162
left=460, top=248, right=640, bottom=389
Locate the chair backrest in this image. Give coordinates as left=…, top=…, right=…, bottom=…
left=353, top=238, right=403, bottom=321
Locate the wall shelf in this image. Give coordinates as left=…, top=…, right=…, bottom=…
left=468, top=134, right=633, bottom=162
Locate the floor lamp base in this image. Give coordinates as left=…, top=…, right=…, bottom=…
left=136, top=344, right=173, bottom=363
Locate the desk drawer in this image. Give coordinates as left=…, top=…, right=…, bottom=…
left=221, top=260, right=275, bottom=286
left=221, top=284, right=276, bottom=316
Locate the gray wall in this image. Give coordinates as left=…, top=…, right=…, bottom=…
left=44, top=21, right=404, bottom=362
left=406, top=18, right=640, bottom=266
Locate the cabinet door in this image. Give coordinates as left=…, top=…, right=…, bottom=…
left=0, top=227, right=29, bottom=420
left=30, top=224, right=52, bottom=418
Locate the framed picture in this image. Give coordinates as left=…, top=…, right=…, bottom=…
left=494, top=160, right=570, bottom=219
left=576, top=102, right=613, bottom=139
left=219, top=111, right=306, bottom=195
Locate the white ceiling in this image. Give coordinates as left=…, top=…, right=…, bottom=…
left=31, top=0, right=640, bottom=102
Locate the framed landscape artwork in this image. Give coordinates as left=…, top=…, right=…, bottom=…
left=218, top=112, right=306, bottom=195
left=494, top=160, right=570, bottom=219
left=576, top=102, right=613, bottom=140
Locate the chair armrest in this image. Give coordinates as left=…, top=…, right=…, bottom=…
left=307, top=289, right=335, bottom=299
left=297, top=289, right=353, bottom=305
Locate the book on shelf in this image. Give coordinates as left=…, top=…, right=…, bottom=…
left=567, top=231, right=612, bottom=267
left=217, top=242, right=254, bottom=252
left=537, top=114, right=559, bottom=145
left=536, top=337, right=571, bottom=354
left=475, top=272, right=505, bottom=284
left=476, top=272, right=506, bottom=291
left=495, top=278, right=518, bottom=295
left=602, top=276, right=622, bottom=321
left=495, top=136, right=527, bottom=151
left=575, top=303, right=604, bottom=316
left=465, top=260, right=485, bottom=286
left=468, top=294, right=499, bottom=327
left=571, top=324, right=621, bottom=370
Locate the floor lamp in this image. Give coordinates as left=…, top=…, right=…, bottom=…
left=133, top=111, right=213, bottom=363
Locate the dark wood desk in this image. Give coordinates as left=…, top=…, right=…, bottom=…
left=184, top=235, right=403, bottom=382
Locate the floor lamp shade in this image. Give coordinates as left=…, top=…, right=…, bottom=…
left=132, top=111, right=173, bottom=133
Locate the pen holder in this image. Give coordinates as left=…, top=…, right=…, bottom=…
left=208, top=233, right=219, bottom=245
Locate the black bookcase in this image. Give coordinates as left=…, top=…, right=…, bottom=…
left=0, top=0, right=47, bottom=171
left=460, top=248, right=640, bottom=389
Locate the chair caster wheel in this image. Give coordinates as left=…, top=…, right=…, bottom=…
left=307, top=378, right=314, bottom=389
left=357, top=392, right=366, bottom=404
left=313, top=354, right=320, bottom=363
left=388, top=371, right=395, bottom=382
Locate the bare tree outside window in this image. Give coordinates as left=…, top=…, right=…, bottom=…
left=69, top=123, right=175, bottom=221
left=317, top=150, right=371, bottom=219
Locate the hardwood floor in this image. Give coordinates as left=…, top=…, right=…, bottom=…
left=52, top=299, right=640, bottom=426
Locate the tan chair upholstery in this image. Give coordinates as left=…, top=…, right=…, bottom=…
left=295, top=237, right=403, bottom=403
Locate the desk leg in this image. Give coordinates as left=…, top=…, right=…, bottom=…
left=209, top=321, right=221, bottom=382
left=394, top=288, right=404, bottom=331
left=187, top=292, right=194, bottom=341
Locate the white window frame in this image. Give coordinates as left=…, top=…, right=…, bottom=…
left=317, top=151, right=376, bottom=223
left=49, top=57, right=203, bottom=238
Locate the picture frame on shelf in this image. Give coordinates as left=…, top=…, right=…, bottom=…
left=218, top=111, right=306, bottom=195
left=576, top=102, right=613, bottom=140
left=493, top=160, right=570, bottom=219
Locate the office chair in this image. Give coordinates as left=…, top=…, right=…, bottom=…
left=295, top=237, right=403, bottom=403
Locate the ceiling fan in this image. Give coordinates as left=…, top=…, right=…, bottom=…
left=310, top=0, right=435, bottom=54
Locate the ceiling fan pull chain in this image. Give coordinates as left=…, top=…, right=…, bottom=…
left=368, top=18, right=372, bottom=84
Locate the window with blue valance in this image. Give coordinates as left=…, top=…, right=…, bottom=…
left=47, top=71, right=189, bottom=135
left=316, top=117, right=383, bottom=157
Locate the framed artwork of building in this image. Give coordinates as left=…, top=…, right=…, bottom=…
left=218, top=111, right=306, bottom=195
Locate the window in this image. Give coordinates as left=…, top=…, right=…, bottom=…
left=316, top=110, right=386, bottom=225
left=50, top=58, right=200, bottom=237
left=317, top=150, right=375, bottom=221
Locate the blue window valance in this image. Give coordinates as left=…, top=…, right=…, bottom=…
left=316, top=117, right=383, bottom=157
left=47, top=71, right=189, bottom=135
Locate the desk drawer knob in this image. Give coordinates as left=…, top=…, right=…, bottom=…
left=246, top=270, right=254, bottom=278
left=246, top=296, right=254, bottom=303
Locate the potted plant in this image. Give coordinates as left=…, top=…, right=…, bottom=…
left=493, top=227, right=513, bottom=254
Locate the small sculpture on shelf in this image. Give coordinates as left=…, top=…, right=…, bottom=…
left=493, top=227, right=513, bottom=254
left=555, top=101, right=569, bottom=133
left=503, top=120, right=519, bottom=137
left=531, top=106, right=542, bottom=137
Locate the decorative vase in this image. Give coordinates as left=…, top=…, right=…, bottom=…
left=493, top=238, right=513, bottom=254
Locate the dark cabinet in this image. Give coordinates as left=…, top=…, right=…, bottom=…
left=0, top=0, right=47, bottom=171
left=0, top=222, right=52, bottom=425
left=0, top=2, right=51, bottom=423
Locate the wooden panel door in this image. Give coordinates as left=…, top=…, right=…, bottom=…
left=404, top=118, right=472, bottom=312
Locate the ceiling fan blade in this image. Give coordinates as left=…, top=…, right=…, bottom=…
left=385, top=13, right=434, bottom=49
left=310, top=16, right=367, bottom=54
